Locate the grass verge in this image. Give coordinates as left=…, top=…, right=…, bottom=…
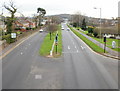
left=74, top=27, right=120, bottom=52
left=39, top=25, right=62, bottom=57
left=68, top=25, right=104, bottom=53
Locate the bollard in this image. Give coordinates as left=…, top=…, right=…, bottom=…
left=50, top=50, right=52, bottom=56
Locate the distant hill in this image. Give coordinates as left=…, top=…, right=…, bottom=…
left=47, top=14, right=71, bottom=20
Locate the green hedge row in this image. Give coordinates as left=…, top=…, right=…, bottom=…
left=2, top=34, right=16, bottom=44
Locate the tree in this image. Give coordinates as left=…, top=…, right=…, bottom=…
left=37, top=7, right=46, bottom=27
left=47, top=24, right=58, bottom=40
left=71, top=12, right=84, bottom=27
left=3, top=0, right=17, bottom=34
left=81, top=18, right=87, bottom=30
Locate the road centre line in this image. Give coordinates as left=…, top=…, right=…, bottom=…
left=68, top=46, right=70, bottom=50
left=75, top=46, right=76, bottom=49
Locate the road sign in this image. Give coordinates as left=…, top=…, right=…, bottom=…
left=11, top=33, right=16, bottom=38
left=103, top=36, right=106, bottom=53
left=104, top=36, right=106, bottom=42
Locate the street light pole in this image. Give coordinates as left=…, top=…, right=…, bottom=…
left=100, top=8, right=102, bottom=40
left=94, top=7, right=102, bottom=40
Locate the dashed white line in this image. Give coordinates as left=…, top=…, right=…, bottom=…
left=75, top=46, right=76, bottom=49
left=35, top=75, right=42, bottom=79
left=68, top=46, right=70, bottom=50
left=81, top=46, right=84, bottom=50
left=77, top=50, right=79, bottom=53
left=21, top=52, right=23, bottom=55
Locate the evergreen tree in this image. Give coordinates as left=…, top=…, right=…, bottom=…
left=81, top=18, right=87, bottom=30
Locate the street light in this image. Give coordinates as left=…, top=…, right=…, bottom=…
left=94, top=7, right=102, bottom=40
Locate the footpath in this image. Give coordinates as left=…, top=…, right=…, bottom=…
left=73, top=27, right=119, bottom=59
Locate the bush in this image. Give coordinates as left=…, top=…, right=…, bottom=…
left=87, top=33, right=93, bottom=37
left=15, top=27, right=21, bottom=30
left=73, top=22, right=77, bottom=27
left=17, top=31, right=22, bottom=35
left=93, top=32, right=98, bottom=37
left=110, top=36, right=116, bottom=39
left=2, top=34, right=16, bottom=44
left=88, top=26, right=94, bottom=33
left=26, top=27, right=31, bottom=30
left=93, top=28, right=99, bottom=37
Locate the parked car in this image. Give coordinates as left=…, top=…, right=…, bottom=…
left=61, top=27, right=64, bottom=30
left=67, top=28, right=70, bottom=31
left=39, top=29, right=43, bottom=32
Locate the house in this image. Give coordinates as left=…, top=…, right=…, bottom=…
left=26, top=20, right=36, bottom=28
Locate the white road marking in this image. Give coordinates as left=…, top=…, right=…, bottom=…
left=75, top=46, right=76, bottom=49
left=68, top=46, right=70, bottom=50
left=77, top=50, right=79, bottom=53
left=35, top=75, right=42, bottom=79
left=21, top=52, right=23, bottom=55
left=81, top=46, right=84, bottom=50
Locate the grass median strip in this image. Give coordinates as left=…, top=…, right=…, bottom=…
left=68, top=25, right=104, bottom=53
left=39, top=25, right=62, bottom=57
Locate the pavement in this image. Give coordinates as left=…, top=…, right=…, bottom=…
left=72, top=27, right=119, bottom=59
left=1, top=24, right=119, bottom=89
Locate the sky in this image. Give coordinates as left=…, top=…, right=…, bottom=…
left=0, top=0, right=119, bottom=19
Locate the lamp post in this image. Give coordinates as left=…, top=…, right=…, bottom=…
left=94, top=7, right=102, bottom=40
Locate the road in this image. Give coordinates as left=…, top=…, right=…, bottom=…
left=2, top=31, right=63, bottom=89
left=2, top=24, right=118, bottom=89
left=62, top=23, right=118, bottom=89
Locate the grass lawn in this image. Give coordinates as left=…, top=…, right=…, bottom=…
left=39, top=25, right=62, bottom=57
left=68, top=25, right=104, bottom=53
left=91, top=37, right=120, bottom=52
left=74, top=26, right=120, bottom=52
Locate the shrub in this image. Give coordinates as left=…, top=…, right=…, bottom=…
left=93, top=28, right=99, bottom=37
left=17, top=31, right=22, bottom=35
left=87, top=33, right=93, bottom=37
left=88, top=26, right=94, bottom=33
left=73, top=22, right=77, bottom=27
left=26, top=27, right=31, bottom=30
left=93, top=32, right=98, bottom=37
left=2, top=34, right=16, bottom=44
left=15, top=27, right=21, bottom=30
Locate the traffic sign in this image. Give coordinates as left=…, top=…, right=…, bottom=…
left=11, top=33, right=16, bottom=38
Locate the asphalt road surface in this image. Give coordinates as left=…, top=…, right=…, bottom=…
left=62, top=23, right=118, bottom=89
left=2, top=31, right=64, bottom=89
left=2, top=24, right=118, bottom=89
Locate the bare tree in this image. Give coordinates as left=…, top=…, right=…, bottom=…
left=47, top=23, right=58, bottom=40
left=3, top=0, right=17, bottom=33
left=71, top=12, right=84, bottom=27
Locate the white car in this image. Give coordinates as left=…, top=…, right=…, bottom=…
left=61, top=27, right=64, bottom=30
left=39, top=29, right=43, bottom=32
left=67, top=28, right=70, bottom=31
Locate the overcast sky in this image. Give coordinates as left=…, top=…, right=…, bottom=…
left=0, top=0, right=119, bottom=19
